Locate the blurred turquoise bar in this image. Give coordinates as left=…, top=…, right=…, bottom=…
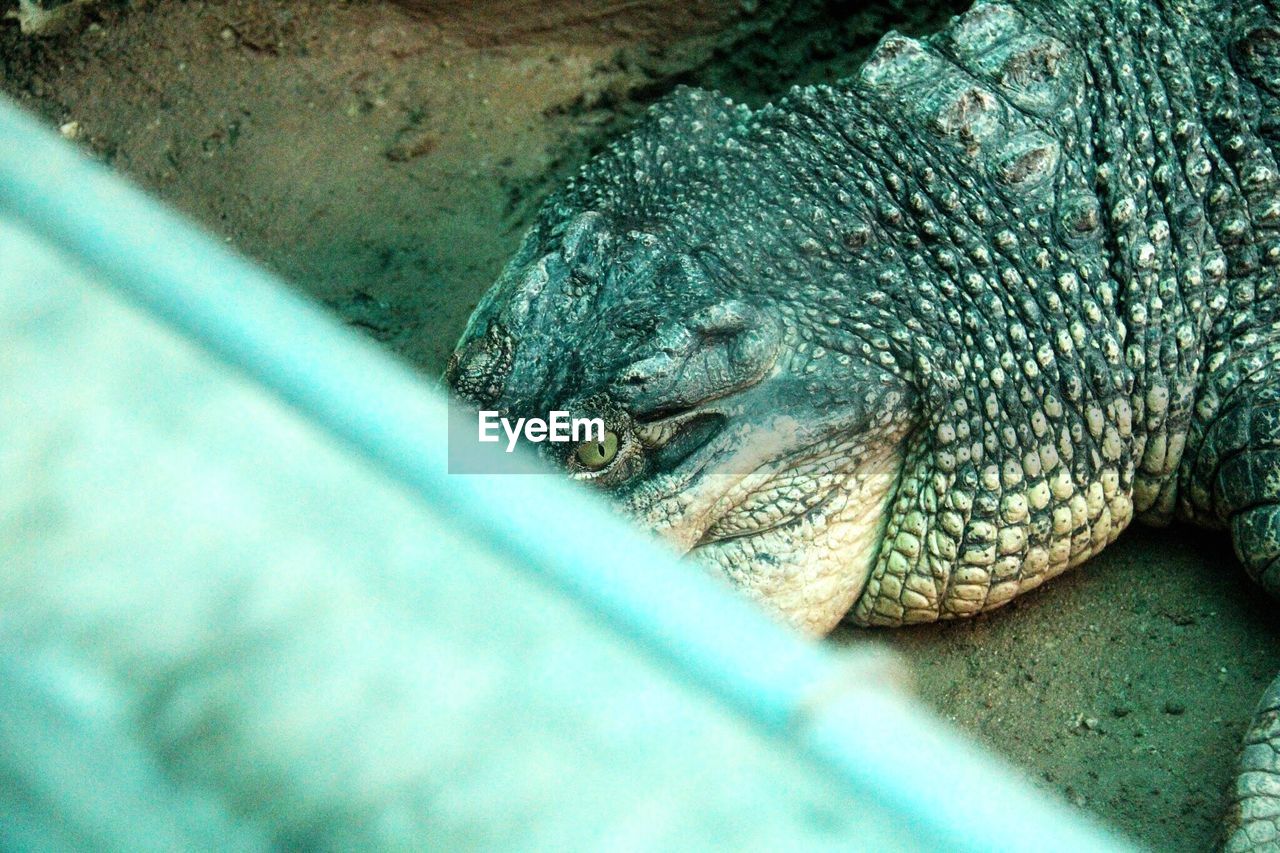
left=0, top=98, right=1135, bottom=851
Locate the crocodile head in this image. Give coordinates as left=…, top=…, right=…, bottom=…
left=447, top=88, right=916, bottom=634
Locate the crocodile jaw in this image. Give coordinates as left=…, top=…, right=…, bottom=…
left=690, top=444, right=903, bottom=635
left=621, top=415, right=908, bottom=636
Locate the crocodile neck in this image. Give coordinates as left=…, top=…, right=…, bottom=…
left=822, top=0, right=1235, bottom=624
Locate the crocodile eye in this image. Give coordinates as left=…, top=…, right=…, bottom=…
left=575, top=431, right=619, bottom=470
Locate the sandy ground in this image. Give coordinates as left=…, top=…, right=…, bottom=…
left=4, top=1, right=1279, bottom=849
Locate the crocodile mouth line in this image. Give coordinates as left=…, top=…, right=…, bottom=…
left=626, top=390, right=913, bottom=571
left=692, top=472, right=849, bottom=549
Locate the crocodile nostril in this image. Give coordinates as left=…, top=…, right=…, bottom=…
left=446, top=319, right=514, bottom=407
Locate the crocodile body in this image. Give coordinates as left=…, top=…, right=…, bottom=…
left=448, top=0, right=1280, bottom=845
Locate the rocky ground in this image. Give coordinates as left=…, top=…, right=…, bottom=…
left=3, top=1, right=1278, bottom=848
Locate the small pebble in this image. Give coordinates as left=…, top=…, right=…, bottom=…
left=1164, top=701, right=1186, bottom=716
left=386, top=130, right=440, bottom=162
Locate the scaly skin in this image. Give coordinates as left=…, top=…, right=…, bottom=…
left=448, top=0, right=1280, bottom=845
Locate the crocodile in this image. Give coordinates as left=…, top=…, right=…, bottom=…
left=446, top=0, right=1280, bottom=845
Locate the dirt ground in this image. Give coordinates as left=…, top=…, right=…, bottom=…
left=4, top=1, right=1279, bottom=849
